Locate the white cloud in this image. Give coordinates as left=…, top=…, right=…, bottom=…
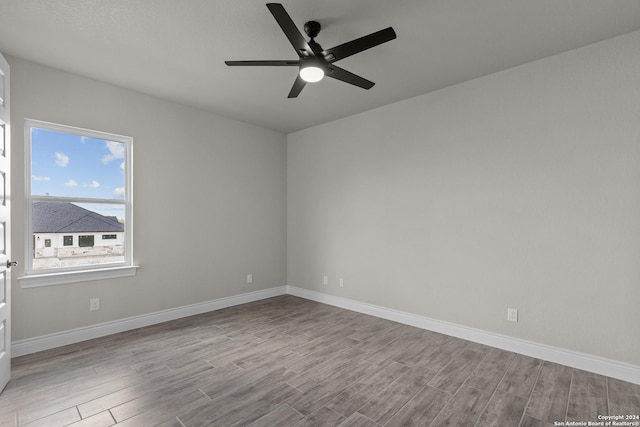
left=120, top=161, right=125, bottom=170
left=55, top=152, right=69, bottom=167
left=102, top=141, right=125, bottom=164
left=86, top=180, right=100, bottom=188
left=65, top=179, right=78, bottom=187
left=114, top=187, right=125, bottom=196
left=32, top=175, right=51, bottom=182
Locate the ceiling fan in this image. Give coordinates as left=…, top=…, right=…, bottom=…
left=225, top=3, right=397, bottom=98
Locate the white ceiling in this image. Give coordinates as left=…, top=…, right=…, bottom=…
left=1, top=0, right=640, bottom=134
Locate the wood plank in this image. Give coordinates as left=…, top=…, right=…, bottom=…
left=566, top=369, right=608, bottom=422
left=154, top=418, right=184, bottom=427
left=417, top=336, right=469, bottom=372
left=608, top=377, right=640, bottom=415
left=0, top=410, right=17, bottom=427
left=285, top=358, right=377, bottom=417
left=464, top=348, right=515, bottom=393
left=437, top=385, right=493, bottom=418
left=67, top=410, right=116, bottom=427
left=19, top=407, right=81, bottom=427
left=111, top=385, right=209, bottom=423
left=325, top=361, right=409, bottom=417
left=285, top=348, right=368, bottom=394
left=430, top=410, right=481, bottom=426
left=178, top=381, right=299, bottom=427
left=247, top=404, right=304, bottom=427
left=285, top=341, right=364, bottom=374
left=525, top=361, right=572, bottom=423
left=475, top=390, right=528, bottom=427
left=520, top=415, right=554, bottom=426
left=427, top=348, right=485, bottom=394
left=336, top=412, right=379, bottom=427
left=16, top=373, right=140, bottom=425
left=356, top=365, right=437, bottom=424
left=78, top=359, right=216, bottom=419
left=199, top=364, right=284, bottom=402
left=118, top=393, right=211, bottom=427
left=294, top=406, right=345, bottom=426
left=497, top=354, right=543, bottom=399
left=384, top=385, right=451, bottom=426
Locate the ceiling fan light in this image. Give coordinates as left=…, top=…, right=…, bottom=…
left=300, top=65, right=324, bottom=83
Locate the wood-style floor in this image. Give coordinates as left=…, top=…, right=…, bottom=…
left=1, top=295, right=638, bottom=426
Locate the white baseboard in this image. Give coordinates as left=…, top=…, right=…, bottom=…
left=12, top=284, right=640, bottom=385
left=286, top=285, right=640, bottom=385
left=11, top=286, right=287, bottom=357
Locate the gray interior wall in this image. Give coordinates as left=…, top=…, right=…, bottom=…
left=287, top=30, right=640, bottom=365
left=9, top=56, right=287, bottom=341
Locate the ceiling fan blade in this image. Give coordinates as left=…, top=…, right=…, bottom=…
left=288, top=74, right=307, bottom=98
left=225, top=60, right=299, bottom=66
left=266, top=3, right=314, bottom=58
left=326, top=65, right=375, bottom=90
left=322, top=27, right=396, bottom=63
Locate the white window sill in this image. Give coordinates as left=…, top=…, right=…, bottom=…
left=18, top=265, right=139, bottom=288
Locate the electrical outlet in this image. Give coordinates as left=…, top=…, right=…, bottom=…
left=507, top=308, right=518, bottom=322
left=339, top=278, right=344, bottom=288
left=247, top=274, right=253, bottom=284
left=90, top=298, right=100, bottom=311
left=323, top=275, right=328, bottom=285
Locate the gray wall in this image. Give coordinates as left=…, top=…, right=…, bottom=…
left=287, top=30, right=640, bottom=365
left=9, top=56, right=287, bottom=341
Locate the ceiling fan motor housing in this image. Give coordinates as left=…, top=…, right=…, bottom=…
left=304, top=21, right=321, bottom=39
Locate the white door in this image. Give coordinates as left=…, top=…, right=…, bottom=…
left=0, top=51, right=12, bottom=393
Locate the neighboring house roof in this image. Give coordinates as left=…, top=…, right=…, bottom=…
left=33, top=202, right=124, bottom=233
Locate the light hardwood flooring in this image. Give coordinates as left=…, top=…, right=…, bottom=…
left=1, top=295, right=639, bottom=426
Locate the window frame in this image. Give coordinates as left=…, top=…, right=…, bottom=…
left=19, top=119, right=137, bottom=288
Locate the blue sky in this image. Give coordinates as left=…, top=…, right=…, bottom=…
left=31, top=127, right=126, bottom=220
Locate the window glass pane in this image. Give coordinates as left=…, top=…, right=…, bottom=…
left=63, top=236, right=73, bottom=246
left=79, top=235, right=94, bottom=247
left=30, top=127, right=125, bottom=199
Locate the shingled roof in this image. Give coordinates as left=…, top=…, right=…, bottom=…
left=33, top=202, right=124, bottom=233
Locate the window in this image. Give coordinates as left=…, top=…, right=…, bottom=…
left=79, top=235, right=94, bottom=247
left=20, top=119, right=137, bottom=287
